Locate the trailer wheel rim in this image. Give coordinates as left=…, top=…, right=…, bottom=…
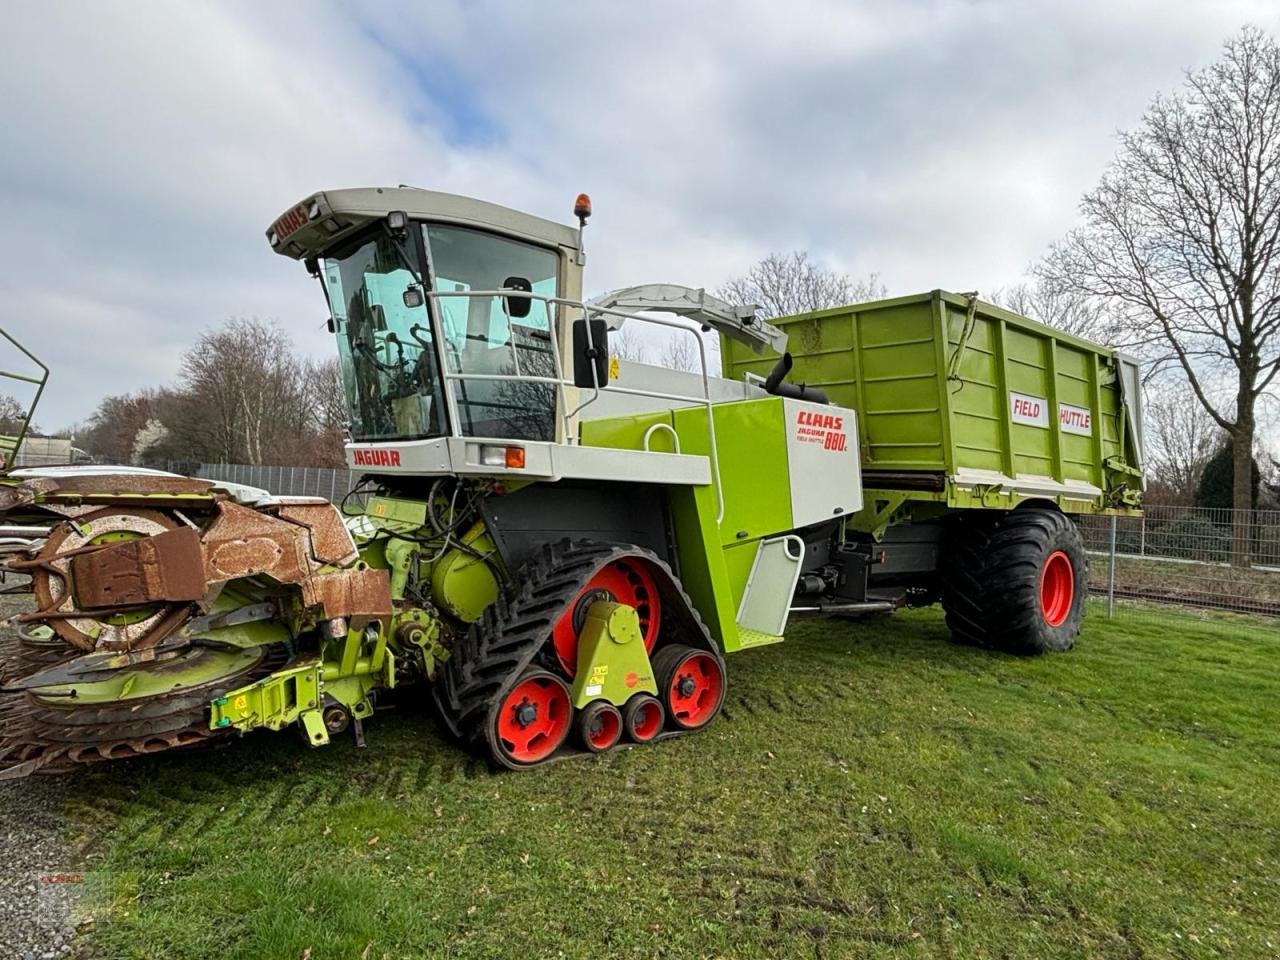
left=495, top=672, right=572, bottom=764
left=552, top=560, right=661, bottom=676
left=1040, top=550, right=1074, bottom=627
left=666, top=651, right=724, bottom=729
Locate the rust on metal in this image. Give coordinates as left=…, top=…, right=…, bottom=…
left=69, top=526, right=206, bottom=607
left=276, top=503, right=359, bottom=566
left=300, top=568, right=393, bottom=621
left=34, top=475, right=216, bottom=496
left=28, top=507, right=183, bottom=651
left=201, top=501, right=311, bottom=584
left=0, top=478, right=56, bottom=510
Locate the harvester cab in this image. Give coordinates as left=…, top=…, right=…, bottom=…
left=0, top=185, right=1142, bottom=779
left=268, top=186, right=787, bottom=473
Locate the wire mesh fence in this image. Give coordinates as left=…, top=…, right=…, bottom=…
left=181, top=461, right=1278, bottom=633
left=182, top=462, right=364, bottom=504
left=1077, top=506, right=1280, bottom=629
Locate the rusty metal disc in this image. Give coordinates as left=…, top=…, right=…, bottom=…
left=29, top=507, right=190, bottom=652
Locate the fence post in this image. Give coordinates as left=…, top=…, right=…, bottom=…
left=1107, top=514, right=1117, bottom=619
left=1139, top=515, right=1145, bottom=558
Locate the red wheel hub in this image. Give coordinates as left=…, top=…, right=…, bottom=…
left=494, top=672, right=572, bottom=765
left=666, top=651, right=724, bottom=729
left=626, top=696, right=664, bottom=743
left=582, top=703, right=622, bottom=751
left=1039, top=550, right=1075, bottom=628
left=552, top=559, right=661, bottom=676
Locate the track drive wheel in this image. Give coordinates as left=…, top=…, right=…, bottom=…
left=622, top=694, right=664, bottom=744
left=489, top=669, right=573, bottom=767
left=653, top=644, right=726, bottom=731
left=577, top=700, right=622, bottom=753
left=940, top=507, right=1087, bottom=654
left=551, top=558, right=661, bottom=676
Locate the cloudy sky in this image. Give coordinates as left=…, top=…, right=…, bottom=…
left=2, top=1, right=1277, bottom=431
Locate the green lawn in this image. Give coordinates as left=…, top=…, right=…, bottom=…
left=64, top=606, right=1280, bottom=960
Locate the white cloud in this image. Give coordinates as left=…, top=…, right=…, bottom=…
left=0, top=0, right=1276, bottom=430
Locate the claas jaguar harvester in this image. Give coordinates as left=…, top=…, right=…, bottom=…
left=0, top=188, right=1144, bottom=778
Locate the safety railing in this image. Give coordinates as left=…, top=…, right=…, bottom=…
left=0, top=326, right=49, bottom=472
left=415, top=288, right=727, bottom=523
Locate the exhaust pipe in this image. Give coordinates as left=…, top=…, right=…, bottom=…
left=764, top=353, right=829, bottom=404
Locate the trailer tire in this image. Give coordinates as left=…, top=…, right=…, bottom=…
left=940, top=508, right=1087, bottom=654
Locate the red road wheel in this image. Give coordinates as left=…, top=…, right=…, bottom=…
left=653, top=644, right=726, bottom=731
left=1039, top=550, right=1075, bottom=628
left=493, top=670, right=573, bottom=766
left=622, top=694, right=664, bottom=744
left=577, top=700, right=622, bottom=753
left=551, top=559, right=661, bottom=676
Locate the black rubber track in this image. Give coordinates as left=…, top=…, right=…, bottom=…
left=939, top=508, right=1088, bottom=655
left=433, top=539, right=724, bottom=769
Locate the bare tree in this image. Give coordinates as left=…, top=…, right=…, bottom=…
left=1144, top=382, right=1226, bottom=502
left=177, top=318, right=311, bottom=464
left=0, top=394, right=36, bottom=437
left=80, top=391, right=157, bottom=463
left=656, top=333, right=701, bottom=373
left=609, top=325, right=650, bottom=363
left=717, top=251, right=886, bottom=320
left=1038, top=28, right=1280, bottom=566
left=991, top=280, right=1111, bottom=341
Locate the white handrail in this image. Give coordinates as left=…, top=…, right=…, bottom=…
left=415, top=288, right=726, bottom=524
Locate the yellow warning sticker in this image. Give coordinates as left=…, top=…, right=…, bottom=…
left=609, top=356, right=621, bottom=380
left=233, top=695, right=248, bottom=713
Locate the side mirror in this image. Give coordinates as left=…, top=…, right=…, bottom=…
left=402, top=285, right=425, bottom=309
left=502, top=277, right=533, bottom=319
left=573, top=318, right=610, bottom=388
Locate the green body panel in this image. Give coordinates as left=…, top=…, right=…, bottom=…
left=568, top=601, right=658, bottom=708
left=429, top=522, right=500, bottom=622
left=720, top=290, right=1142, bottom=514
left=581, top=396, right=802, bottom=654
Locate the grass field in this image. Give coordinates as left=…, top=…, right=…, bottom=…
left=55, top=605, right=1280, bottom=960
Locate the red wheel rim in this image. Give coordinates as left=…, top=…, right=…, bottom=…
left=1040, top=550, right=1075, bottom=628
left=552, top=560, right=661, bottom=676
left=495, top=673, right=572, bottom=764
left=584, top=704, right=621, bottom=750
left=629, top=698, right=663, bottom=742
left=667, top=652, right=724, bottom=729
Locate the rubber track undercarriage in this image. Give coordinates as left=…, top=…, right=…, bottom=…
left=435, top=539, right=727, bottom=769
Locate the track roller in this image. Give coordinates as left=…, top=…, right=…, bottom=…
left=577, top=700, right=622, bottom=753
left=489, top=669, right=573, bottom=766
left=622, top=693, right=664, bottom=744
left=653, top=643, right=726, bottom=731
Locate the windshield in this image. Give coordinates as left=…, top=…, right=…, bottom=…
left=322, top=231, right=444, bottom=441
left=425, top=224, right=559, bottom=442
left=322, top=223, right=561, bottom=444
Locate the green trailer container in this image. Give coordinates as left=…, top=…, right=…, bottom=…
left=722, top=290, right=1144, bottom=523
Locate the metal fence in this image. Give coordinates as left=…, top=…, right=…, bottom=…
left=183, top=462, right=1278, bottom=631
left=1077, top=505, right=1280, bottom=626
left=184, top=462, right=363, bottom=504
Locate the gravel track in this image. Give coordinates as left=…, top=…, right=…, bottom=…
left=0, top=586, right=80, bottom=959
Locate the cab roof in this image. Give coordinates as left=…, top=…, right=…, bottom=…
left=266, top=186, right=580, bottom=260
